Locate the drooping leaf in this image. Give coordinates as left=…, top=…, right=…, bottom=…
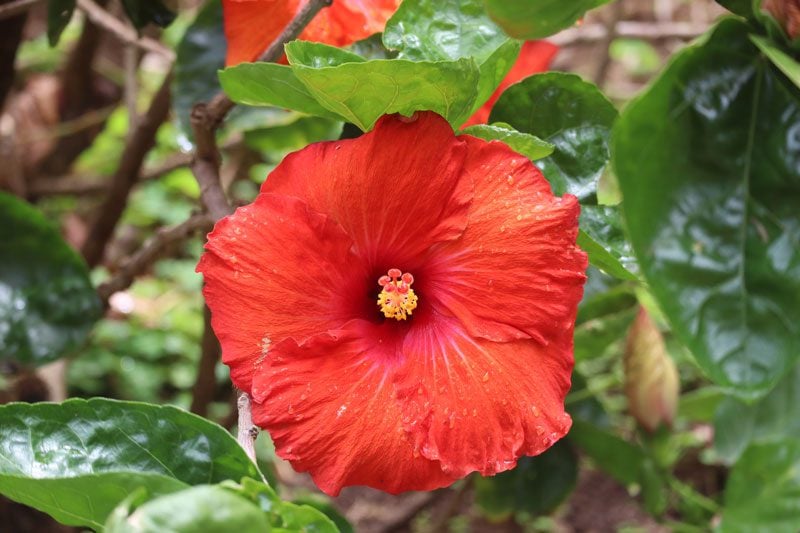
left=490, top=72, right=619, bottom=201
left=47, top=0, right=76, bottom=46
left=482, top=0, right=612, bottom=39
left=714, top=362, right=800, bottom=463
left=720, top=439, right=800, bottom=533
left=105, top=485, right=271, bottom=533
left=474, top=440, right=578, bottom=520
left=383, top=0, right=519, bottom=112
left=173, top=0, right=226, bottom=141
left=120, top=0, right=176, bottom=29
left=0, top=192, right=101, bottom=367
left=612, top=18, right=800, bottom=397
left=577, top=205, right=638, bottom=280
left=219, top=62, right=343, bottom=120
left=750, top=34, right=800, bottom=89
left=0, top=398, right=261, bottom=528
left=461, top=122, right=554, bottom=160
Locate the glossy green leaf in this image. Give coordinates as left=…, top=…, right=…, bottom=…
left=173, top=0, right=226, bottom=140
left=289, top=53, right=480, bottom=130
left=715, top=0, right=752, bottom=17
left=293, top=495, right=354, bottom=533
left=568, top=419, right=645, bottom=486
left=720, top=439, right=800, bottom=533
left=714, top=362, right=800, bottom=463
left=751, top=34, right=800, bottom=89
left=578, top=205, right=638, bottom=280
left=461, top=122, right=554, bottom=160
left=226, top=478, right=339, bottom=532
left=483, top=0, right=612, bottom=39
left=383, top=0, right=519, bottom=111
left=0, top=192, right=101, bottom=367
left=612, top=18, right=800, bottom=397
left=219, top=63, right=342, bottom=120
left=0, top=398, right=260, bottom=528
left=106, top=485, right=271, bottom=533
left=490, top=72, right=619, bottom=201
left=474, top=440, right=577, bottom=520
left=47, top=0, right=75, bottom=46
left=120, top=0, right=176, bottom=29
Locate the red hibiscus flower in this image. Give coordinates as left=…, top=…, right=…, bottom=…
left=464, top=40, right=559, bottom=127
left=223, top=0, right=401, bottom=66
left=198, top=111, right=587, bottom=496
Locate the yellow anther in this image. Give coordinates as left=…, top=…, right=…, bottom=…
left=377, top=269, right=418, bottom=320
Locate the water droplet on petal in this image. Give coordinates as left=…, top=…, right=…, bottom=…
left=531, top=405, right=540, bottom=417
left=482, top=372, right=489, bottom=382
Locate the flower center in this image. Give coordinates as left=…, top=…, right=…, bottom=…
left=377, top=268, right=418, bottom=321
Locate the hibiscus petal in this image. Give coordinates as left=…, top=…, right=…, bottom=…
left=428, top=135, right=587, bottom=344
left=223, top=0, right=298, bottom=66
left=395, top=313, right=574, bottom=478
left=263, top=112, right=473, bottom=269
left=301, top=0, right=400, bottom=47
left=250, top=320, right=457, bottom=496
left=198, top=193, right=367, bottom=393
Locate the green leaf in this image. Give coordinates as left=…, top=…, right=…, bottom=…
left=47, top=0, right=76, bottom=46
left=474, top=440, right=578, bottom=520
left=678, top=387, right=725, bottom=423
left=568, top=419, right=645, bottom=486
left=461, top=122, right=554, bottom=160
left=173, top=0, right=226, bottom=140
left=578, top=205, right=638, bottom=280
left=219, top=63, right=343, bottom=120
left=244, top=117, right=343, bottom=160
left=574, top=305, right=637, bottom=362
left=293, top=495, right=354, bottom=533
left=120, top=0, right=175, bottom=29
left=288, top=45, right=480, bottom=130
left=0, top=398, right=261, bottom=528
left=720, top=439, right=800, bottom=533
left=0, top=192, right=101, bottom=367
left=227, top=478, right=339, bottom=532
left=715, top=0, right=752, bottom=17
left=482, top=0, right=612, bottom=39
left=106, top=485, right=271, bottom=533
left=383, top=0, right=519, bottom=111
left=714, top=362, right=800, bottom=463
left=612, top=18, right=800, bottom=397
left=490, top=72, right=619, bottom=201
left=285, top=40, right=366, bottom=67
left=750, top=34, right=800, bottom=89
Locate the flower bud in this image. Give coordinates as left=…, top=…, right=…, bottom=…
left=763, top=0, right=800, bottom=39
left=624, top=307, right=680, bottom=432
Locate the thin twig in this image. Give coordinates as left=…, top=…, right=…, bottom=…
left=76, top=0, right=175, bottom=60
left=550, top=21, right=708, bottom=46
left=97, top=212, right=212, bottom=302
left=190, top=305, right=222, bottom=417
left=81, top=70, right=173, bottom=267
left=124, top=45, right=139, bottom=134
left=0, top=0, right=41, bottom=21
left=593, top=1, right=624, bottom=88
left=189, top=0, right=333, bottom=463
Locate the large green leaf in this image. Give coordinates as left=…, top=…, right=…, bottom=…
left=47, top=0, right=76, bottom=46
left=0, top=192, right=101, bottom=367
left=474, top=441, right=577, bottom=520
left=106, top=485, right=271, bottom=533
left=219, top=63, right=342, bottom=120
left=720, top=439, right=800, bottom=532
left=568, top=419, right=645, bottom=486
left=120, top=0, right=175, bottom=29
left=461, top=122, right=554, bottom=160
left=714, top=362, right=800, bottom=463
left=0, top=398, right=260, bottom=528
left=482, top=0, right=612, bottom=39
left=612, top=18, right=800, bottom=397
left=173, top=0, right=226, bottom=140
left=383, top=0, right=519, bottom=113
left=490, top=72, right=619, bottom=202
left=288, top=45, right=480, bottom=130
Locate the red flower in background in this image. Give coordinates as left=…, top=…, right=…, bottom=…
left=198, top=112, right=587, bottom=496
left=464, top=40, right=559, bottom=127
left=223, top=0, right=400, bottom=65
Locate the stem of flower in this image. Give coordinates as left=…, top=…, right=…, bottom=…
left=189, top=0, right=334, bottom=463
